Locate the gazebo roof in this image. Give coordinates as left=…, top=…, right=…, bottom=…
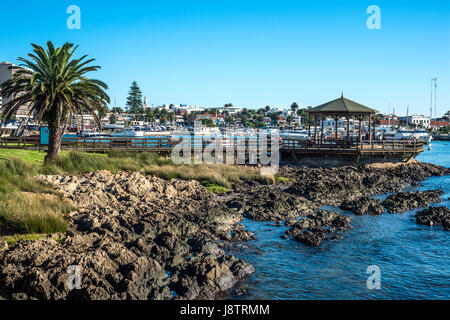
left=308, top=94, right=378, bottom=114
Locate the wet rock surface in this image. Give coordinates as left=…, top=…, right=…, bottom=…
left=281, top=162, right=449, bottom=206
left=284, top=210, right=353, bottom=246
left=382, top=190, right=444, bottom=213
left=340, top=197, right=385, bottom=215
left=226, top=187, right=313, bottom=222
left=415, top=207, right=450, bottom=230
left=0, top=171, right=253, bottom=300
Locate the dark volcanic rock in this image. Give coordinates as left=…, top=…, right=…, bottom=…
left=230, top=227, right=256, bottom=242
left=282, top=162, right=449, bottom=206
left=0, top=171, right=253, bottom=300
left=171, top=255, right=254, bottom=300
left=1, top=161, right=448, bottom=299
left=382, top=190, right=444, bottom=213
left=293, top=229, right=325, bottom=246
left=234, top=284, right=249, bottom=296
left=285, top=210, right=353, bottom=246
left=415, top=207, right=450, bottom=230
left=340, top=197, right=385, bottom=215
left=226, top=187, right=313, bottom=221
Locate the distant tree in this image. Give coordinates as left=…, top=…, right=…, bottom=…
left=287, top=115, right=293, bottom=126
left=290, top=102, right=299, bottom=113
left=439, top=126, right=449, bottom=134
left=98, top=105, right=109, bottom=119
left=201, top=119, right=215, bottom=127
left=265, top=106, right=271, bottom=113
left=112, top=107, right=123, bottom=114
left=126, top=81, right=143, bottom=114
left=109, top=113, right=117, bottom=124
left=168, top=112, right=176, bottom=124
left=145, top=108, right=154, bottom=123
left=296, top=108, right=309, bottom=123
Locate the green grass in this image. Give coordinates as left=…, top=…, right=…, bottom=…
left=0, top=155, right=70, bottom=235
left=276, top=176, right=290, bottom=182
left=41, top=151, right=169, bottom=175
left=0, top=149, right=69, bottom=165
left=3, top=233, right=65, bottom=246
left=202, top=183, right=230, bottom=194
left=0, top=149, right=274, bottom=238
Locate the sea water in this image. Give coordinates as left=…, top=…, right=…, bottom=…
left=227, top=141, right=450, bottom=300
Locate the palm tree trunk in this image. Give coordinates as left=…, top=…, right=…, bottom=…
left=45, top=124, right=64, bottom=162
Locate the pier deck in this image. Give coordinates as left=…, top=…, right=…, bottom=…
left=0, top=136, right=424, bottom=164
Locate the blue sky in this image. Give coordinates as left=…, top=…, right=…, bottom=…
left=1, top=0, right=449, bottom=116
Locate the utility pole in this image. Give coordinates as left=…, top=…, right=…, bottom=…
left=392, top=107, right=395, bottom=129
left=433, top=78, right=437, bottom=120
left=406, top=105, right=409, bottom=128
left=388, top=103, right=390, bottom=127
left=431, top=78, right=437, bottom=129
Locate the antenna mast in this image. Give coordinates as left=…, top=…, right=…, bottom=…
left=431, top=78, right=437, bottom=128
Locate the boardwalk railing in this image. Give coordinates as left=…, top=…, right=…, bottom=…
left=0, top=135, right=423, bottom=156
left=281, top=137, right=424, bottom=153
left=0, top=136, right=40, bottom=149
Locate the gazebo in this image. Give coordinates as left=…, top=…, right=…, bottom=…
left=307, top=94, right=378, bottom=145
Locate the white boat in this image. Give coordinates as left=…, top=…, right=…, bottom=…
left=110, top=127, right=145, bottom=138
left=78, top=130, right=101, bottom=138
left=144, top=131, right=172, bottom=137
left=382, top=129, right=432, bottom=144
left=411, top=130, right=432, bottom=144
left=280, top=130, right=309, bottom=140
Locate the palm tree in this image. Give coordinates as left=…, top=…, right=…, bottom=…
left=290, top=102, right=299, bottom=114
left=0, top=41, right=110, bottom=161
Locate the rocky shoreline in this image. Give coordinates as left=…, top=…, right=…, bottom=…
left=0, top=161, right=448, bottom=300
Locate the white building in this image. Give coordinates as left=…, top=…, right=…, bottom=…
left=222, top=105, right=242, bottom=114
left=0, top=62, right=32, bottom=120
left=172, top=104, right=205, bottom=114
left=142, top=97, right=150, bottom=110
left=399, top=115, right=430, bottom=128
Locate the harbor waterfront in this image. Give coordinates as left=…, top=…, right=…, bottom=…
left=1, top=0, right=449, bottom=309
left=0, top=141, right=448, bottom=300
left=226, top=141, right=450, bottom=300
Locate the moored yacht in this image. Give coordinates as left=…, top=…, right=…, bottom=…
left=110, top=127, right=145, bottom=137
left=382, top=128, right=432, bottom=144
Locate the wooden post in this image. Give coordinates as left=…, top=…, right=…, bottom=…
left=372, top=114, right=376, bottom=142
left=370, top=114, right=374, bottom=150
left=320, top=114, right=324, bottom=144
left=358, top=116, right=362, bottom=149
left=346, top=116, right=350, bottom=141
left=308, top=114, right=311, bottom=139
left=314, top=115, right=317, bottom=143
left=335, top=115, right=339, bottom=144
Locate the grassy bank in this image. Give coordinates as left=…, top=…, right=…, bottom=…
left=0, top=158, right=72, bottom=236
left=0, top=150, right=274, bottom=238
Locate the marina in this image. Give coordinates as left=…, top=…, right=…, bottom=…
left=0, top=0, right=448, bottom=305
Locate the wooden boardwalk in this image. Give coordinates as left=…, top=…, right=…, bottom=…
left=0, top=136, right=424, bottom=162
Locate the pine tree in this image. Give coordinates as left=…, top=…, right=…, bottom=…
left=126, top=81, right=143, bottom=114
